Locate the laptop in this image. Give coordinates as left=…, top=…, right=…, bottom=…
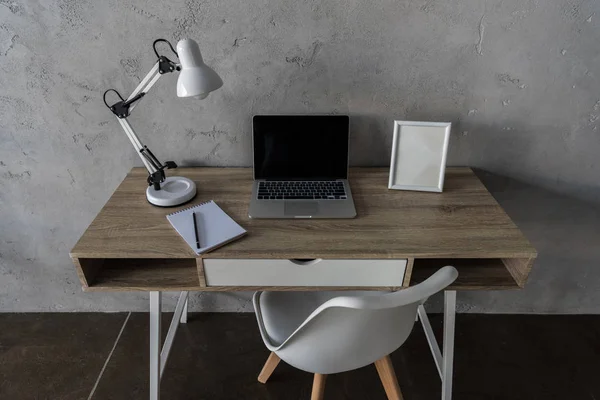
left=248, top=115, right=357, bottom=219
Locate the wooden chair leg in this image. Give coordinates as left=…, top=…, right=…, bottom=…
left=258, top=352, right=281, bottom=383
left=311, top=374, right=327, bottom=400
left=374, top=355, right=404, bottom=400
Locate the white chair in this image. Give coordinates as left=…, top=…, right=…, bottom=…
left=253, top=266, right=458, bottom=400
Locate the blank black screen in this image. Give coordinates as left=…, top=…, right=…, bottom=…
left=253, top=115, right=349, bottom=180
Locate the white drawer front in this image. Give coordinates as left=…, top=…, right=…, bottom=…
left=202, top=259, right=407, bottom=287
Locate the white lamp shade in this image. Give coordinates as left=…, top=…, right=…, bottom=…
left=176, top=38, right=223, bottom=99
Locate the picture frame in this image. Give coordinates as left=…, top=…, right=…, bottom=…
left=388, top=120, right=451, bottom=193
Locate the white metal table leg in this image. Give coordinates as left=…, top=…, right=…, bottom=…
left=149, top=291, right=161, bottom=400
left=160, top=292, right=188, bottom=376
left=418, top=290, right=457, bottom=400
left=442, top=290, right=456, bottom=400
left=180, top=298, right=188, bottom=324
left=418, top=305, right=443, bottom=378
left=147, top=291, right=189, bottom=400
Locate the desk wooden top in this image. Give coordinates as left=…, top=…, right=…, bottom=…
left=71, top=167, right=536, bottom=260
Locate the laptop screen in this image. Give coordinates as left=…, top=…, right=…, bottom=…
left=253, top=115, right=349, bottom=180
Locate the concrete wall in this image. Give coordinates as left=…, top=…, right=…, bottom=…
left=0, top=0, right=599, bottom=312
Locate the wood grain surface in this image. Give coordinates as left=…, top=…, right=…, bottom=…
left=71, top=167, right=537, bottom=260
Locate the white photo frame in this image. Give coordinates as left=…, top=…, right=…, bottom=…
left=388, top=120, right=451, bottom=192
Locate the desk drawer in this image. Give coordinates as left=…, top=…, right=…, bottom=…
left=202, top=259, right=407, bottom=287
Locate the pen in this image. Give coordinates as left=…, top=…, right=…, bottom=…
left=192, top=212, right=201, bottom=249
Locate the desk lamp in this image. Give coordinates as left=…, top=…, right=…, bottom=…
left=103, top=39, right=223, bottom=207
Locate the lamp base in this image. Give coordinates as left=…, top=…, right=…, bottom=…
left=146, top=176, right=196, bottom=207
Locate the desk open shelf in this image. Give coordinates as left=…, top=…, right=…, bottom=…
left=410, top=257, right=534, bottom=290
left=74, top=258, right=201, bottom=292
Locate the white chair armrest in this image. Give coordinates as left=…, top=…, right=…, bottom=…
left=253, top=266, right=458, bottom=352
left=253, top=292, right=283, bottom=351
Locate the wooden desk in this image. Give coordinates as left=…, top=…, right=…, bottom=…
left=70, top=167, right=536, bottom=400
left=71, top=167, right=536, bottom=291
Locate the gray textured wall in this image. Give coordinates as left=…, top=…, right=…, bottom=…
left=1, top=0, right=599, bottom=312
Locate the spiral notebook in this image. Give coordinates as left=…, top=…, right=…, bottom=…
left=166, top=200, right=247, bottom=255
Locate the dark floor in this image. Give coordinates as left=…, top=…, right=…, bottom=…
left=1, top=314, right=599, bottom=400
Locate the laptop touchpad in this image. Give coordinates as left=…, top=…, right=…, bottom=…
left=284, top=202, right=319, bottom=217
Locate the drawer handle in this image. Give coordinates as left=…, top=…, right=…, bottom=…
left=289, top=258, right=322, bottom=266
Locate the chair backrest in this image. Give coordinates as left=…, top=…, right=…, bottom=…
left=275, top=266, right=458, bottom=374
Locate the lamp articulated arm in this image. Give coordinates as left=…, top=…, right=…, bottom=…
left=103, top=42, right=181, bottom=190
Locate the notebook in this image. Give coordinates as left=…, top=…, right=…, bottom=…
left=167, top=200, right=247, bottom=255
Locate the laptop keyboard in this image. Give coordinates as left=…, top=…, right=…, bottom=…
left=258, top=181, right=347, bottom=200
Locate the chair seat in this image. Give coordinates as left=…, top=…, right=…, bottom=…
left=254, top=266, right=458, bottom=399
left=257, top=291, right=380, bottom=347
